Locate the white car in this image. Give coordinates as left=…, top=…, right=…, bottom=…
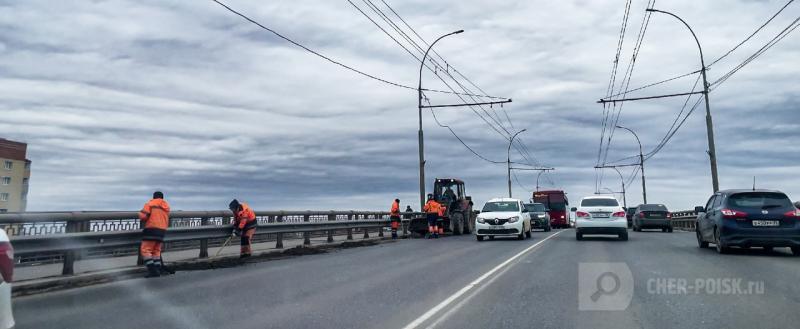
left=574, top=195, right=628, bottom=241
left=0, top=228, right=14, bottom=329
left=475, top=198, right=532, bottom=241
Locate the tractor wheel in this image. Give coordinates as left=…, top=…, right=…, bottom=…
left=451, top=213, right=463, bottom=235
left=462, top=211, right=474, bottom=234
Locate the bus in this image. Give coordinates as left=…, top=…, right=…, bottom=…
left=532, top=190, right=570, bottom=228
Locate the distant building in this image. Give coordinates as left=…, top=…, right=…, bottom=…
left=0, top=138, right=31, bottom=212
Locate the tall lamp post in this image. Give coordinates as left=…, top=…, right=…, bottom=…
left=594, top=166, right=627, bottom=209
left=507, top=129, right=527, bottom=198
left=616, top=125, right=646, bottom=204
left=418, top=29, right=464, bottom=209
left=647, top=8, right=719, bottom=193
left=611, top=166, right=627, bottom=209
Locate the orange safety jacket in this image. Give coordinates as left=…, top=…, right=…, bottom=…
left=423, top=200, right=441, bottom=215
left=138, top=198, right=171, bottom=241
left=234, top=203, right=257, bottom=231
left=390, top=201, right=401, bottom=216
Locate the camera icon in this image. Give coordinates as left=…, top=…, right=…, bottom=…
left=578, top=262, right=634, bottom=311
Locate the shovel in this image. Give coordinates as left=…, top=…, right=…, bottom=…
left=214, top=234, right=235, bottom=258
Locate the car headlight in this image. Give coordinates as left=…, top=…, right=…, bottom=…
left=477, top=217, right=485, bottom=224
left=537, top=214, right=546, bottom=218
left=507, top=216, right=520, bottom=223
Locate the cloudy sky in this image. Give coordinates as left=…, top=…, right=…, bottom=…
left=1, top=0, right=797, bottom=211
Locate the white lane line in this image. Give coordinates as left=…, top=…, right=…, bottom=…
left=401, top=230, right=564, bottom=329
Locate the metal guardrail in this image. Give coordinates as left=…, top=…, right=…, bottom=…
left=671, top=210, right=698, bottom=230
left=0, top=210, right=426, bottom=275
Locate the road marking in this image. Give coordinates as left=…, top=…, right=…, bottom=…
left=401, top=230, right=564, bottom=329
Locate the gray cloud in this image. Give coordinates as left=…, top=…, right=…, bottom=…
left=0, top=0, right=798, bottom=212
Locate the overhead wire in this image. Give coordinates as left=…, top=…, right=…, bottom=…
left=353, top=0, right=544, bottom=170
left=209, top=0, right=506, bottom=99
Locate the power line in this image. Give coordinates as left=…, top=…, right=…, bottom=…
left=598, top=0, right=657, bottom=189
left=209, top=0, right=505, bottom=99
left=711, top=15, right=800, bottom=90
left=354, top=0, right=543, bottom=169
left=707, top=0, right=796, bottom=68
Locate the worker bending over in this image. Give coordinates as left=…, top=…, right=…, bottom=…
left=229, top=199, right=257, bottom=258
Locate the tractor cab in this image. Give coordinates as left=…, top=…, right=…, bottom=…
left=433, top=178, right=466, bottom=211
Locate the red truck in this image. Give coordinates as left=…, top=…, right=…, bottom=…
left=532, top=190, right=571, bottom=228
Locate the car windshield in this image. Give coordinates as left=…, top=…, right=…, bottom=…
left=482, top=202, right=519, bottom=212
left=638, top=204, right=668, bottom=211
left=524, top=204, right=546, bottom=212
left=728, top=192, right=792, bottom=209
left=581, top=198, right=619, bottom=207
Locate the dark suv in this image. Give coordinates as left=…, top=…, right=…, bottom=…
left=524, top=203, right=552, bottom=232
left=695, top=189, right=800, bottom=255
left=632, top=204, right=672, bottom=232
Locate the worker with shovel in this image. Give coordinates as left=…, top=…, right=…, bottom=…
left=138, top=191, right=172, bottom=278
left=229, top=199, right=257, bottom=258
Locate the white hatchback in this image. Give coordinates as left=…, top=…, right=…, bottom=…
left=475, top=198, right=532, bottom=241
left=574, top=196, right=628, bottom=241
left=0, top=228, right=14, bottom=329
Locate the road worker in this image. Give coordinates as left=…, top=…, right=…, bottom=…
left=437, top=200, right=447, bottom=236
left=138, top=191, right=171, bottom=278
left=423, top=194, right=441, bottom=239
left=390, top=199, right=401, bottom=239
left=229, top=199, right=257, bottom=258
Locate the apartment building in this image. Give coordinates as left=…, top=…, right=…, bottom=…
left=0, top=138, right=31, bottom=212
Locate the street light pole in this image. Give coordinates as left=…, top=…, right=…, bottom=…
left=616, top=125, right=646, bottom=204
left=612, top=167, right=627, bottom=209
left=418, top=29, right=464, bottom=210
left=507, top=129, right=527, bottom=198
left=595, top=165, right=627, bottom=209
left=647, top=8, right=719, bottom=193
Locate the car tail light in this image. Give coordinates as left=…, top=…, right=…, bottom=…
left=784, top=209, right=800, bottom=219
left=721, top=209, right=748, bottom=219
left=612, top=211, right=626, bottom=218
left=576, top=211, right=590, bottom=218
left=638, top=211, right=645, bottom=218
left=0, top=241, right=13, bottom=282
left=667, top=212, right=672, bottom=219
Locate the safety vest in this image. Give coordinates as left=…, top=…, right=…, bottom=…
left=138, top=198, right=171, bottom=241
left=235, top=203, right=257, bottom=230
left=390, top=201, right=400, bottom=217
left=423, top=200, right=440, bottom=214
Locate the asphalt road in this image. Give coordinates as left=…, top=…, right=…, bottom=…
left=13, top=229, right=800, bottom=329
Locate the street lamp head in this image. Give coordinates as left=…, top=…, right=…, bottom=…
left=454, top=29, right=465, bottom=34
left=615, top=125, right=624, bottom=129
left=646, top=8, right=655, bottom=12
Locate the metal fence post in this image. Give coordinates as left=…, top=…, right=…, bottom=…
left=62, top=220, right=81, bottom=275
left=363, top=214, right=370, bottom=239
left=377, top=214, right=384, bottom=238
left=303, top=214, right=311, bottom=246
left=327, top=213, right=335, bottom=243
left=347, top=213, right=354, bottom=240
left=199, top=217, right=209, bottom=258
left=276, top=213, right=284, bottom=249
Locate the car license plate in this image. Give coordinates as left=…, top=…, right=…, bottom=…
left=752, top=220, right=780, bottom=227
left=594, top=214, right=609, bottom=218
